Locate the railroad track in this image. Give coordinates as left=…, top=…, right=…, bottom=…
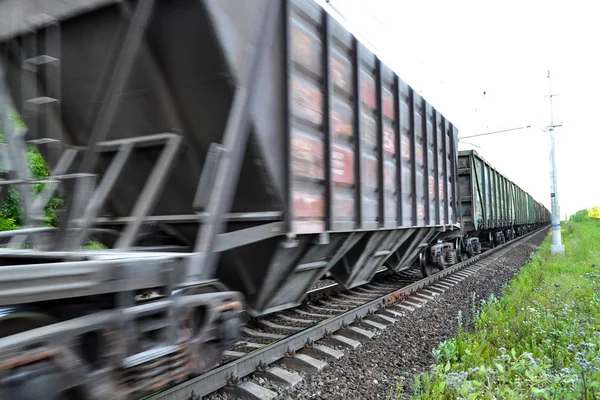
left=147, top=227, right=547, bottom=400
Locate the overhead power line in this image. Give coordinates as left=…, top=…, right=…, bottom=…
left=458, top=125, right=532, bottom=140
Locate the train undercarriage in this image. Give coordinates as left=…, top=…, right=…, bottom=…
left=0, top=252, right=244, bottom=400
left=418, top=222, right=543, bottom=277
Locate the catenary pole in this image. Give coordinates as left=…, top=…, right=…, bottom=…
left=547, top=70, right=565, bottom=255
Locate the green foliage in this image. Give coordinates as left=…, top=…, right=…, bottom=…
left=82, top=240, right=108, bottom=250
left=0, top=188, right=25, bottom=228
left=589, top=206, right=600, bottom=219
left=9, top=112, right=26, bottom=129
left=0, top=113, right=62, bottom=229
left=386, top=377, right=406, bottom=399
left=407, top=214, right=600, bottom=399
left=570, top=206, right=600, bottom=223
left=0, top=112, right=108, bottom=248
left=571, top=209, right=590, bottom=223
left=27, top=148, right=50, bottom=193
left=43, top=196, right=64, bottom=228
left=0, top=216, right=18, bottom=231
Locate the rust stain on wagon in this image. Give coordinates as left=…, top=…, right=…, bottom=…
left=331, top=57, right=351, bottom=92
left=439, top=179, right=445, bottom=201
left=332, top=145, right=354, bottom=184
left=429, top=176, right=435, bottom=197
left=332, top=108, right=353, bottom=138
left=361, top=116, right=377, bottom=147
left=383, top=90, right=394, bottom=120
left=416, top=145, right=424, bottom=164
left=291, top=132, right=324, bottom=180
left=360, top=71, right=376, bottom=109
left=291, top=27, right=320, bottom=73
left=291, top=78, right=323, bottom=125
left=383, top=127, right=395, bottom=154
left=417, top=205, right=425, bottom=221
left=332, top=196, right=355, bottom=220
left=292, top=191, right=325, bottom=218
left=401, top=136, right=411, bottom=160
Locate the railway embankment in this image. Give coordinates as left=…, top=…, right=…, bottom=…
left=408, top=212, right=600, bottom=399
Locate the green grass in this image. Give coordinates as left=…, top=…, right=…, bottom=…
left=408, top=214, right=600, bottom=399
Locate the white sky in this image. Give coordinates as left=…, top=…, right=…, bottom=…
left=321, top=0, right=600, bottom=219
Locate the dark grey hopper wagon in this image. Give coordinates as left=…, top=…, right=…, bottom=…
left=0, top=0, right=460, bottom=316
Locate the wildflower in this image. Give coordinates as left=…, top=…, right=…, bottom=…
left=522, top=352, right=538, bottom=366
left=446, top=372, right=468, bottom=389
left=575, top=352, right=592, bottom=371
left=580, top=343, right=596, bottom=351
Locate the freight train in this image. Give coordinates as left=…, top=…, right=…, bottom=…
left=0, top=0, right=550, bottom=399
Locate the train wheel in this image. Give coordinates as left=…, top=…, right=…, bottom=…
left=0, top=309, right=72, bottom=400
left=2, top=361, right=71, bottom=400
left=420, top=251, right=442, bottom=277
left=455, top=238, right=467, bottom=262
left=488, top=232, right=495, bottom=248
left=174, top=284, right=242, bottom=374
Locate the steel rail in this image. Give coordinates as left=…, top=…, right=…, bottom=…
left=304, top=267, right=393, bottom=301
left=147, top=226, right=548, bottom=400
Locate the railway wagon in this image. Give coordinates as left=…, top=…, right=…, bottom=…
left=0, top=0, right=463, bottom=398
left=0, top=0, right=461, bottom=315
left=457, top=150, right=549, bottom=250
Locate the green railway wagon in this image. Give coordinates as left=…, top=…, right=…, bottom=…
left=527, top=193, right=536, bottom=224
left=458, top=150, right=546, bottom=246
left=458, top=150, right=515, bottom=231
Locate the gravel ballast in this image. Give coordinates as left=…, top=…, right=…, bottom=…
left=207, top=230, right=547, bottom=400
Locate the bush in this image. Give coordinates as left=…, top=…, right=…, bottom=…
left=0, top=216, right=18, bottom=231
left=570, top=206, right=600, bottom=222
left=0, top=112, right=107, bottom=248
left=571, top=209, right=590, bottom=223
left=82, top=240, right=108, bottom=250
left=589, top=206, right=600, bottom=219
left=0, top=113, right=63, bottom=229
